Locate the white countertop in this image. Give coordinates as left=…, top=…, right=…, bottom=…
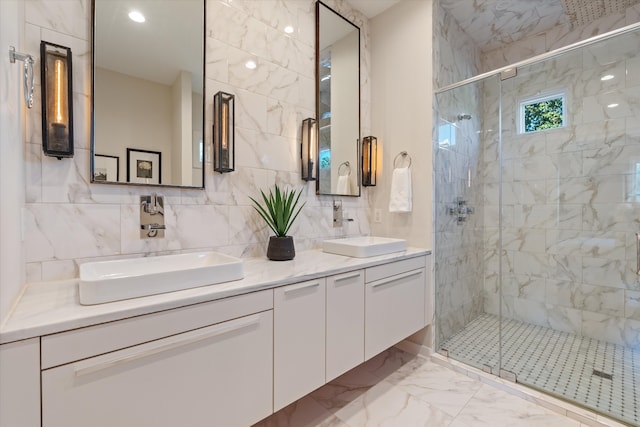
left=0, top=248, right=430, bottom=344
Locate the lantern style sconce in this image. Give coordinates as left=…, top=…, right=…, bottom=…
left=301, top=118, right=317, bottom=181
left=213, top=91, right=235, bottom=173
left=40, top=41, right=73, bottom=159
left=362, top=136, right=377, bottom=187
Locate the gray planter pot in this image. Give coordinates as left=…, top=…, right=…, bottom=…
left=267, top=236, right=295, bottom=261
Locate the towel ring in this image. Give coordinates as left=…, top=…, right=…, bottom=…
left=393, top=151, right=411, bottom=168
left=338, top=161, right=351, bottom=176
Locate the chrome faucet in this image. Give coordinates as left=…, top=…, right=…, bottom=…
left=140, top=194, right=166, bottom=238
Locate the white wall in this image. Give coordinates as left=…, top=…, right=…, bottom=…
left=0, top=0, right=26, bottom=323
left=171, top=70, right=193, bottom=186
left=369, top=0, right=433, bottom=249
left=95, top=67, right=173, bottom=184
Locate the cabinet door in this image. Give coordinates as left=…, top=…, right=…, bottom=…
left=326, top=270, right=364, bottom=382
left=274, top=278, right=326, bottom=412
left=42, top=311, right=273, bottom=427
left=365, top=269, right=425, bottom=360
left=0, top=338, right=40, bottom=427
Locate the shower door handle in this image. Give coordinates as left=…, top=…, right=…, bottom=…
left=636, top=233, right=640, bottom=275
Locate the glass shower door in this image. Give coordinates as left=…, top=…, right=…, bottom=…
left=434, top=75, right=501, bottom=374
left=498, top=28, right=640, bottom=426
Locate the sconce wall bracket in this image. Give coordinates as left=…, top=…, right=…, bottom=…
left=9, top=46, right=35, bottom=109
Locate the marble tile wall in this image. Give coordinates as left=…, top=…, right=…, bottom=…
left=19, top=0, right=372, bottom=284
left=482, top=29, right=640, bottom=349
left=482, top=3, right=640, bottom=72
left=433, top=4, right=484, bottom=347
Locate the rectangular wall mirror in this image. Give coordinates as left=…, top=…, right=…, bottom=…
left=316, top=1, right=361, bottom=196
left=91, top=0, right=205, bottom=188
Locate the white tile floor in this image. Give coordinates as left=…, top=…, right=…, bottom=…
left=252, top=347, right=603, bottom=427
left=440, top=314, right=639, bottom=426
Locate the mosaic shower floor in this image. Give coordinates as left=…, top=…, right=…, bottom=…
left=441, top=313, right=639, bottom=426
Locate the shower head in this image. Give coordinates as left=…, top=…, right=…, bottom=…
left=457, top=114, right=472, bottom=121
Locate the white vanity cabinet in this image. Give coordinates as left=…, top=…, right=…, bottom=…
left=326, top=270, right=365, bottom=382
left=40, top=290, right=274, bottom=427
left=274, top=278, right=326, bottom=411
left=364, top=256, right=426, bottom=359
left=0, top=251, right=431, bottom=427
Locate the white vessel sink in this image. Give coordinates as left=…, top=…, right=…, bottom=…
left=79, top=252, right=244, bottom=305
left=322, top=236, right=407, bottom=258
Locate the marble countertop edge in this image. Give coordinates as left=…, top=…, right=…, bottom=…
left=0, top=248, right=431, bottom=344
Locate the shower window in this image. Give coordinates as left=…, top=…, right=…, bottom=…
left=518, top=90, right=566, bottom=133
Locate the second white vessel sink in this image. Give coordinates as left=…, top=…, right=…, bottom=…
left=79, top=252, right=244, bottom=305
left=322, top=236, right=407, bottom=258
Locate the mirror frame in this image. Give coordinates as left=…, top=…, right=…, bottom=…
left=315, top=1, right=361, bottom=197
left=90, top=0, right=207, bottom=189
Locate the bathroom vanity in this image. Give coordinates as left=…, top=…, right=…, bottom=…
left=0, top=249, right=430, bottom=427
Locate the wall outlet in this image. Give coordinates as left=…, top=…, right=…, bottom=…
left=374, top=209, right=382, bottom=223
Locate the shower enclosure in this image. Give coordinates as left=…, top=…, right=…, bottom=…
left=434, top=24, right=640, bottom=426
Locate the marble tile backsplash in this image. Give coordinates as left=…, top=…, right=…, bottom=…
left=21, top=0, right=372, bottom=283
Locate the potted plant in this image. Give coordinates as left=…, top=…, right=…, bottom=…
left=250, top=185, right=305, bottom=261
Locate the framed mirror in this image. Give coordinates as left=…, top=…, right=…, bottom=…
left=91, top=0, right=205, bottom=188
left=316, top=1, right=360, bottom=196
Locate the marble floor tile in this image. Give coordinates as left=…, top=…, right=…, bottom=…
left=252, top=347, right=595, bottom=427
left=252, top=395, right=348, bottom=427
left=452, top=384, right=581, bottom=427
left=332, top=380, right=454, bottom=427
left=387, top=360, right=485, bottom=417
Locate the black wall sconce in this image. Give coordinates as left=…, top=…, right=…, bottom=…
left=301, top=118, right=317, bottom=181
left=213, top=91, right=235, bottom=173
left=40, top=41, right=73, bottom=159
left=362, top=136, right=377, bottom=187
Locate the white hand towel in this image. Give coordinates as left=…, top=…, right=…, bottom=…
left=389, top=167, right=412, bottom=212
left=336, top=175, right=350, bottom=195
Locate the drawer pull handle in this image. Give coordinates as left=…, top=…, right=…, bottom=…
left=284, top=282, right=320, bottom=294
left=334, top=273, right=361, bottom=283
left=636, top=232, right=640, bottom=275
left=371, top=270, right=423, bottom=288
left=73, top=314, right=262, bottom=377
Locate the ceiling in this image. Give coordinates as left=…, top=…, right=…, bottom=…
left=347, top=0, right=403, bottom=18
left=351, top=0, right=640, bottom=52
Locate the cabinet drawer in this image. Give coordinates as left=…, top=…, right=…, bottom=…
left=365, top=268, right=425, bottom=360
left=274, top=278, right=326, bottom=412
left=42, top=289, right=273, bottom=369
left=42, top=311, right=273, bottom=427
left=365, top=256, right=426, bottom=283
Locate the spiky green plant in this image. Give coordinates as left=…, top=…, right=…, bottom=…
left=250, top=185, right=305, bottom=237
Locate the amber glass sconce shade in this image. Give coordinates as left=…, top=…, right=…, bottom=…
left=40, top=41, right=73, bottom=159
left=301, top=118, right=317, bottom=181
left=362, top=136, right=377, bottom=187
left=213, top=91, right=235, bottom=173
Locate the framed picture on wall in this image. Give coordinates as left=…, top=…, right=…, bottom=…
left=127, top=148, right=161, bottom=184
left=94, top=154, right=119, bottom=182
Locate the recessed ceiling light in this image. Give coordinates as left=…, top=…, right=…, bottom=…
left=601, top=74, right=614, bottom=81
left=607, top=103, right=619, bottom=108
left=284, top=25, right=294, bottom=34
left=128, top=11, right=145, bottom=23
left=245, top=60, right=257, bottom=70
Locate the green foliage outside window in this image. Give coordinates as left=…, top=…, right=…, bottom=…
left=523, top=98, right=563, bottom=132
